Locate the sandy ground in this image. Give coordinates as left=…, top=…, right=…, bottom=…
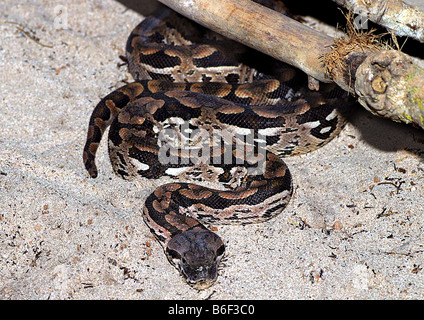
left=1, top=0, right=424, bottom=300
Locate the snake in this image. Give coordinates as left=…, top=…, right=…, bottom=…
left=82, top=1, right=350, bottom=290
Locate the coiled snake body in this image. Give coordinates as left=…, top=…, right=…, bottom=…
left=83, top=4, right=349, bottom=289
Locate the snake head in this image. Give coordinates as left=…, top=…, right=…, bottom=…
left=166, top=228, right=225, bottom=290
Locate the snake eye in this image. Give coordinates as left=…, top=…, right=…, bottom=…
left=216, top=244, right=225, bottom=258
left=166, top=248, right=181, bottom=260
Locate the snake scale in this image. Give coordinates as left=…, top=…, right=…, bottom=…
left=83, top=1, right=350, bottom=289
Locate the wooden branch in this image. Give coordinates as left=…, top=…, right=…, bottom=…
left=332, top=0, right=424, bottom=43
left=156, top=0, right=424, bottom=129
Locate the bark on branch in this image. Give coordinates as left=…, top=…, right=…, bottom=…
left=156, top=0, right=424, bottom=130
left=355, top=50, right=424, bottom=126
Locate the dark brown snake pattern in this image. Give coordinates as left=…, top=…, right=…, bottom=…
left=83, top=3, right=350, bottom=289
